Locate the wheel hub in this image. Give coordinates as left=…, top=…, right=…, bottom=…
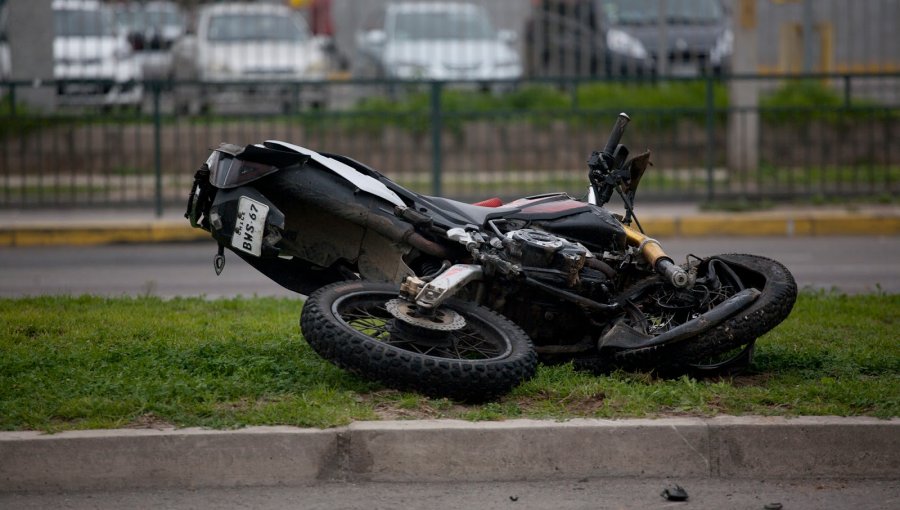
left=385, top=299, right=466, bottom=331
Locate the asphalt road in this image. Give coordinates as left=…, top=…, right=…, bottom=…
left=3, top=478, right=897, bottom=510
left=0, top=236, right=897, bottom=298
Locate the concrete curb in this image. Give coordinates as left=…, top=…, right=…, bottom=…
left=2, top=212, right=898, bottom=247
left=2, top=417, right=897, bottom=491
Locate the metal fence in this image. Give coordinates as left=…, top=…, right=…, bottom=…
left=2, top=72, right=897, bottom=211
left=0, top=0, right=898, bottom=211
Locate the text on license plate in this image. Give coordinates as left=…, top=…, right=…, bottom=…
left=232, top=196, right=269, bottom=257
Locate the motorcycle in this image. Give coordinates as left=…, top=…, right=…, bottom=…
left=186, top=113, right=797, bottom=401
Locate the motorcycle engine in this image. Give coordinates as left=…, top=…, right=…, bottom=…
left=505, top=229, right=590, bottom=287
left=495, top=228, right=612, bottom=350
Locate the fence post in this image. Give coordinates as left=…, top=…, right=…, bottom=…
left=705, top=75, right=715, bottom=202
left=843, top=74, right=851, bottom=108
left=430, top=80, right=443, bottom=197
left=8, top=82, right=15, bottom=118
left=727, top=0, right=760, bottom=178
left=153, top=82, right=163, bottom=217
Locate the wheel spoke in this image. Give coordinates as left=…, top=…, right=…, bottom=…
left=335, top=295, right=507, bottom=361
left=451, top=327, right=502, bottom=359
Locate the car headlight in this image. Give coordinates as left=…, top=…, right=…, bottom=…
left=606, top=28, right=648, bottom=60
left=114, top=60, right=140, bottom=82
left=206, top=60, right=233, bottom=78
left=114, top=40, right=133, bottom=60
left=495, top=59, right=520, bottom=69
left=304, top=59, right=328, bottom=78
left=710, top=29, right=733, bottom=65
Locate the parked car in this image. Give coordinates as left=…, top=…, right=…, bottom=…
left=53, top=0, right=142, bottom=107
left=0, top=3, right=10, bottom=81
left=113, top=1, right=186, bottom=81
left=354, top=2, right=522, bottom=83
left=525, top=0, right=732, bottom=77
left=114, top=0, right=186, bottom=51
left=171, top=2, right=330, bottom=114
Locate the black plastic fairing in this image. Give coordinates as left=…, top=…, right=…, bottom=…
left=208, top=143, right=309, bottom=189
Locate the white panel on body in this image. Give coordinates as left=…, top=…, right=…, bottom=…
left=263, top=140, right=405, bottom=207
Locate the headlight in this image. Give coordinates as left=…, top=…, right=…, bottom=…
left=114, top=60, right=140, bottom=82
left=492, top=60, right=522, bottom=78
left=606, top=29, right=648, bottom=60
left=114, top=40, right=133, bottom=60
left=710, top=29, right=733, bottom=64
left=304, top=59, right=328, bottom=78
left=495, top=59, right=520, bottom=69
left=205, top=59, right=233, bottom=79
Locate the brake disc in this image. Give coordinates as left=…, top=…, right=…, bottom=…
left=385, top=299, right=466, bottom=331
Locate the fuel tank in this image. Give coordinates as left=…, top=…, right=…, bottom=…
left=504, top=194, right=626, bottom=253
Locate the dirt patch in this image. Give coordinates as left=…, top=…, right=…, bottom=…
left=729, top=372, right=774, bottom=388
left=124, top=413, right=176, bottom=430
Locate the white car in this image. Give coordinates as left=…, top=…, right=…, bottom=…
left=114, top=1, right=187, bottom=81
left=356, top=2, right=522, bottom=82
left=53, top=0, right=142, bottom=107
left=0, top=5, right=10, bottom=81
left=171, top=2, right=330, bottom=114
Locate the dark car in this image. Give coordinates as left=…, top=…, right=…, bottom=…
left=525, top=0, right=732, bottom=78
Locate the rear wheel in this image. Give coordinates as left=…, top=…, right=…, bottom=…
left=300, top=281, right=538, bottom=401
left=612, top=254, right=797, bottom=374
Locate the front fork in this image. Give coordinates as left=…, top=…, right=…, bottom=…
left=621, top=223, right=691, bottom=288
left=400, top=264, right=484, bottom=311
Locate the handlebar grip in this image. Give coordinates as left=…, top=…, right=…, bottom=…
left=602, top=112, right=631, bottom=156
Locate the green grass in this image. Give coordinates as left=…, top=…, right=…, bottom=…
left=1, top=291, right=897, bottom=432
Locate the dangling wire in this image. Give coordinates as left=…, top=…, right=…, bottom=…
left=615, top=185, right=644, bottom=234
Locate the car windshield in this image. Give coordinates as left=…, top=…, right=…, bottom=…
left=55, top=8, right=116, bottom=37
left=603, top=0, right=723, bottom=25
left=117, top=7, right=184, bottom=30
left=207, top=13, right=308, bottom=42
left=391, top=10, right=495, bottom=41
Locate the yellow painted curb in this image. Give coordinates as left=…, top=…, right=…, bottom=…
left=0, top=225, right=208, bottom=247
left=1, top=214, right=898, bottom=247
left=648, top=214, right=900, bottom=237
left=634, top=218, right=677, bottom=237
left=150, top=225, right=212, bottom=243
left=811, top=216, right=900, bottom=236
left=677, top=216, right=789, bottom=237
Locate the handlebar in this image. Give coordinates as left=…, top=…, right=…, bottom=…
left=602, top=112, right=631, bottom=157
left=588, top=112, right=631, bottom=206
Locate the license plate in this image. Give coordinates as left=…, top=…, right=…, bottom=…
left=231, top=196, right=269, bottom=257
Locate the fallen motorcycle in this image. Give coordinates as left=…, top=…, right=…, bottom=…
left=186, top=113, right=796, bottom=400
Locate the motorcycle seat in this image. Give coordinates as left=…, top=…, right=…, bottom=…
left=420, top=195, right=521, bottom=227
left=472, top=197, right=504, bottom=207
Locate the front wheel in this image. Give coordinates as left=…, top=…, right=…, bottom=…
left=300, top=281, right=538, bottom=401
left=612, top=253, right=797, bottom=375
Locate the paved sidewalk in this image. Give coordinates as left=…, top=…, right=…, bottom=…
left=1, top=202, right=898, bottom=247
left=5, top=477, right=899, bottom=509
